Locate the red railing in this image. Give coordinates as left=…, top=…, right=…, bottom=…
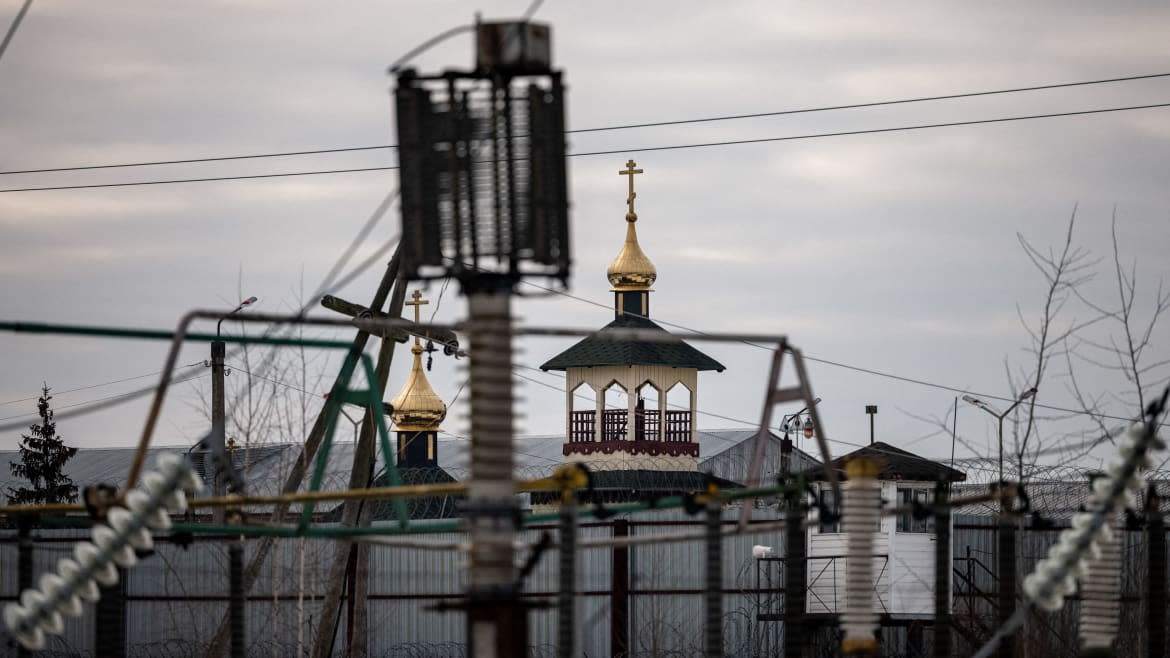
left=634, top=408, right=660, bottom=441
left=571, top=408, right=688, bottom=443
left=602, top=409, right=628, bottom=441
left=569, top=410, right=595, bottom=443
left=664, top=409, right=691, bottom=442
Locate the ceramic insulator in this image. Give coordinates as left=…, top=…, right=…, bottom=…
left=840, top=459, right=881, bottom=654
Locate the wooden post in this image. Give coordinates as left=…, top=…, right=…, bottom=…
left=312, top=278, right=409, bottom=658
left=933, top=480, right=952, bottom=658
left=206, top=246, right=404, bottom=658
left=611, top=519, right=630, bottom=657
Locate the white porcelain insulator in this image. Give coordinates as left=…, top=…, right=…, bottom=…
left=1079, top=513, right=1122, bottom=650
left=840, top=473, right=881, bottom=645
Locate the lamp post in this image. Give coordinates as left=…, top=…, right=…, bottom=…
left=779, top=396, right=818, bottom=658
left=961, top=387, right=1036, bottom=484
left=779, top=397, right=821, bottom=470
left=211, top=296, right=259, bottom=512
left=962, top=386, right=1035, bottom=658
left=211, top=296, right=256, bottom=658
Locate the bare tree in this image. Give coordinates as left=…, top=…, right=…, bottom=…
left=908, top=209, right=1166, bottom=483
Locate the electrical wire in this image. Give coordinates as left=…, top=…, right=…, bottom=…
left=0, top=361, right=204, bottom=407
left=567, top=101, right=1170, bottom=158
left=5, top=71, right=1169, bottom=176
left=6, top=100, right=1170, bottom=193
left=0, top=165, right=398, bottom=193
left=0, top=0, right=32, bottom=65
left=0, top=372, right=210, bottom=424
left=5, top=101, right=1170, bottom=194
left=514, top=278, right=1168, bottom=428
left=0, top=235, right=398, bottom=435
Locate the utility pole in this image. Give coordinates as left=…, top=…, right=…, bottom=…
left=210, top=340, right=227, bottom=521
left=393, top=18, right=569, bottom=657
left=211, top=297, right=255, bottom=658
left=865, top=405, right=877, bottom=445
left=465, top=286, right=525, bottom=657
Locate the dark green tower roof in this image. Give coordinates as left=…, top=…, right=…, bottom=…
left=540, top=313, right=724, bottom=372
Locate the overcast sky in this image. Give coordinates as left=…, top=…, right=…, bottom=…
left=1, top=1, right=1168, bottom=480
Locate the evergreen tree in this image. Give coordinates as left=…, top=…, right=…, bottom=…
left=7, top=384, right=78, bottom=504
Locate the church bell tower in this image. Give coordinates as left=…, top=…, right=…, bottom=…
left=541, top=161, right=724, bottom=471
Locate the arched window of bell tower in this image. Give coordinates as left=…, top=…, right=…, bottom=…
left=569, top=383, right=595, bottom=444
left=635, top=382, right=661, bottom=442
left=665, top=382, right=693, bottom=443
left=602, top=381, right=628, bottom=441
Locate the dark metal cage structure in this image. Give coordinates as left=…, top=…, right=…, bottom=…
left=394, top=68, right=570, bottom=288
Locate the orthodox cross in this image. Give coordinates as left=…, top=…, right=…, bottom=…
left=619, top=159, right=643, bottom=220
left=404, top=290, right=428, bottom=345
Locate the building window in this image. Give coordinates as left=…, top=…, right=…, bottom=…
left=896, top=487, right=934, bottom=533
left=817, top=488, right=840, bottom=533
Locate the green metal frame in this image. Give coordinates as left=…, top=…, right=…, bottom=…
left=1, top=320, right=412, bottom=530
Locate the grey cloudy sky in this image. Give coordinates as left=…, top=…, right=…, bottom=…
left=1, top=1, right=1168, bottom=479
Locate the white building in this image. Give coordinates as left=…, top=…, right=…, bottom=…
left=805, top=441, right=966, bottom=618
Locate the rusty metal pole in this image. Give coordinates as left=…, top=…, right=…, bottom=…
left=611, top=519, right=630, bottom=657
left=557, top=495, right=578, bottom=658
left=997, top=492, right=1017, bottom=658
left=705, top=498, right=724, bottom=657
left=933, top=480, right=952, bottom=658
left=784, top=484, right=807, bottom=658
left=1148, top=485, right=1166, bottom=658
left=16, top=518, right=32, bottom=658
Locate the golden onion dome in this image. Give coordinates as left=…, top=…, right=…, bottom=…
left=389, top=343, right=446, bottom=431
left=606, top=214, right=657, bottom=291
left=608, top=159, right=657, bottom=291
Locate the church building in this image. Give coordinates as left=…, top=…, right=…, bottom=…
left=539, top=161, right=731, bottom=501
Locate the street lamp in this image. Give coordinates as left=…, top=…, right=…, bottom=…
left=780, top=397, right=821, bottom=454
left=962, top=387, right=1037, bottom=483
left=209, top=295, right=256, bottom=658
left=217, top=296, right=258, bottom=337
left=210, top=296, right=258, bottom=504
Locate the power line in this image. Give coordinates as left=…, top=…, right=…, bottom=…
left=568, top=71, right=1170, bottom=134
left=0, top=362, right=204, bottom=408
left=567, top=101, right=1170, bottom=158
left=512, top=279, right=1167, bottom=429
left=0, top=165, right=398, bottom=193
left=6, top=71, right=1169, bottom=176
left=0, top=145, right=394, bottom=176
left=0, top=373, right=211, bottom=423
left=0, top=0, right=33, bottom=66
left=5, top=100, right=1167, bottom=194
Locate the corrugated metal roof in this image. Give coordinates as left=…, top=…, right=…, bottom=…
left=1, top=429, right=816, bottom=509
left=803, top=441, right=966, bottom=482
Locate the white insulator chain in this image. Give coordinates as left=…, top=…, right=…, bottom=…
left=1078, top=510, right=1122, bottom=650
left=3, top=453, right=202, bottom=651
left=1022, top=420, right=1164, bottom=618
left=840, top=459, right=881, bottom=656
